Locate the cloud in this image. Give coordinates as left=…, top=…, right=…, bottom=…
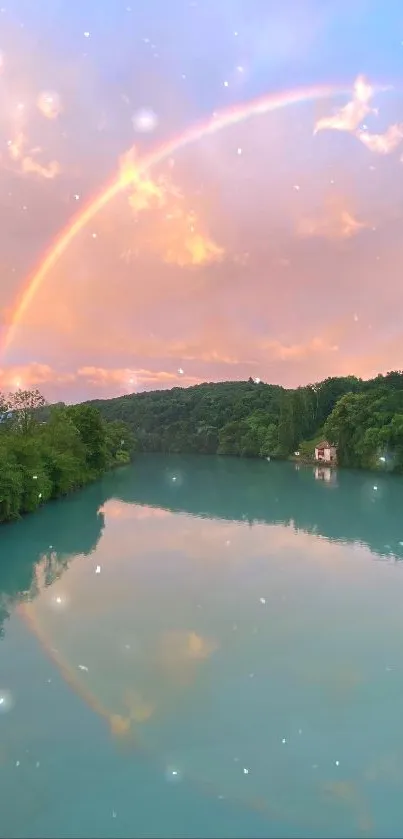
left=118, top=148, right=224, bottom=267
left=158, top=631, right=217, bottom=666
left=164, top=341, right=244, bottom=365
left=0, top=362, right=74, bottom=391
left=357, top=123, right=403, bottom=155
left=297, top=199, right=369, bottom=240
left=20, top=155, right=61, bottom=179
left=7, top=131, right=25, bottom=162
left=0, top=362, right=202, bottom=396
left=314, top=76, right=373, bottom=135
left=76, top=365, right=201, bottom=390
left=261, top=335, right=339, bottom=361
left=314, top=76, right=403, bottom=157
left=4, top=130, right=61, bottom=179
left=100, top=501, right=171, bottom=521
left=4, top=60, right=403, bottom=403
left=0, top=49, right=63, bottom=179
left=163, top=214, right=225, bottom=267
left=36, top=90, right=63, bottom=120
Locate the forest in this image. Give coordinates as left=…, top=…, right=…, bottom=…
left=84, top=370, right=403, bottom=472
left=2, top=370, right=403, bottom=525
left=0, top=389, right=136, bottom=524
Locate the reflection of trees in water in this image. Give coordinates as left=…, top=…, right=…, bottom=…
left=3, top=453, right=403, bottom=637
left=2, top=457, right=401, bottom=833
left=0, top=602, right=10, bottom=637
left=43, top=552, right=69, bottom=588
left=112, top=454, right=403, bottom=562
left=0, top=481, right=107, bottom=636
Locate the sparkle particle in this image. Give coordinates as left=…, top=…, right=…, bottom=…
left=132, top=108, right=158, bottom=133
left=0, top=690, right=14, bottom=713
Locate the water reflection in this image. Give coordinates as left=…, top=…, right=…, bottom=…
left=314, top=465, right=338, bottom=486
left=2, top=455, right=403, bottom=631
left=3, top=456, right=403, bottom=834
left=0, top=481, right=106, bottom=638
left=22, top=531, right=219, bottom=745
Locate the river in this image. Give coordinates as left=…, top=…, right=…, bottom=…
left=1, top=454, right=403, bottom=838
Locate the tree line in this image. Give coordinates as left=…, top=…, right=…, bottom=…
left=2, top=369, right=403, bottom=525
left=84, top=371, right=403, bottom=472
left=0, top=388, right=136, bottom=524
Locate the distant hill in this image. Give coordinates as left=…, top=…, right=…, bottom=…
left=81, top=372, right=403, bottom=472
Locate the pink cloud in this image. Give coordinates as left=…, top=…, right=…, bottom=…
left=0, top=362, right=202, bottom=398
left=314, top=76, right=374, bottom=135
left=297, top=204, right=368, bottom=240
left=357, top=123, right=403, bottom=155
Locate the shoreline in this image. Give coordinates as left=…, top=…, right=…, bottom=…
left=1, top=449, right=397, bottom=528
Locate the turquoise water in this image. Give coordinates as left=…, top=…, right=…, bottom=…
left=2, top=455, right=403, bottom=837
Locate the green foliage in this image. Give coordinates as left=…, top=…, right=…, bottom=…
left=2, top=370, right=403, bottom=525
left=0, top=448, right=23, bottom=521
left=104, top=419, right=137, bottom=467
left=324, top=382, right=403, bottom=472
left=82, top=371, right=403, bottom=475
left=298, top=431, right=326, bottom=459
left=66, top=404, right=108, bottom=474
left=6, top=388, right=46, bottom=435
left=86, top=380, right=284, bottom=456
left=0, top=390, right=136, bottom=525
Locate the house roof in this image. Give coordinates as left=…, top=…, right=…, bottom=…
left=315, top=440, right=335, bottom=449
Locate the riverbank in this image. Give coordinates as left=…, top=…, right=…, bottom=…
left=0, top=397, right=136, bottom=525
left=3, top=369, right=402, bottom=526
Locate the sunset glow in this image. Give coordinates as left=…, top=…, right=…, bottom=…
left=1, top=4, right=403, bottom=402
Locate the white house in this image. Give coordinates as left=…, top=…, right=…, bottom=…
left=314, top=440, right=337, bottom=463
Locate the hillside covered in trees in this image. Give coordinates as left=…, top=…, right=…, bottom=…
left=84, top=371, right=403, bottom=472
left=0, top=389, right=136, bottom=524
left=2, top=370, right=402, bottom=526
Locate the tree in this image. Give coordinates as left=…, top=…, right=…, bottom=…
left=104, top=419, right=137, bottom=465
left=0, top=445, right=23, bottom=522
left=0, top=391, right=8, bottom=413
left=0, top=395, right=137, bottom=526
left=218, top=420, right=246, bottom=455
left=39, top=407, right=88, bottom=495
left=260, top=423, right=278, bottom=457
left=276, top=393, right=297, bottom=456
left=6, top=388, right=46, bottom=435
left=67, top=404, right=108, bottom=473
left=0, top=391, right=12, bottom=434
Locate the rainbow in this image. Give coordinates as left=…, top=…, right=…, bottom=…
left=2, top=82, right=346, bottom=357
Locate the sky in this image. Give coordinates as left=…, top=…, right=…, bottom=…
left=1, top=0, right=403, bottom=402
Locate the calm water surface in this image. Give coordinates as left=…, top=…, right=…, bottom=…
left=2, top=455, right=403, bottom=838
